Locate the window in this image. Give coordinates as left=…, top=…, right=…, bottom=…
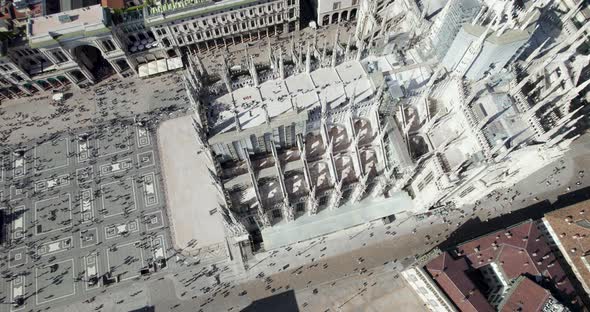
left=52, top=50, right=68, bottom=63
left=333, top=2, right=341, bottom=10
left=248, top=216, right=256, bottom=225
left=352, top=0, right=358, bottom=5
left=319, top=196, right=328, bottom=206
left=272, top=210, right=281, bottom=218
left=103, top=40, right=116, bottom=52
left=341, top=189, right=352, bottom=202
left=296, top=202, right=305, bottom=212
left=11, top=73, right=23, bottom=82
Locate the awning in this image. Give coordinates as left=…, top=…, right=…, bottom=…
left=147, top=61, right=158, bottom=75
left=52, top=93, right=64, bottom=101
left=138, top=64, right=149, bottom=78
left=138, top=57, right=184, bottom=78
left=167, top=57, right=183, bottom=70
left=156, top=59, right=168, bottom=73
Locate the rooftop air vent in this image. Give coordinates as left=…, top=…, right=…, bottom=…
left=58, top=15, right=72, bottom=23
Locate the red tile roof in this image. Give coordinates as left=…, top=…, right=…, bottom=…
left=544, top=200, right=590, bottom=295
left=424, top=220, right=579, bottom=311
left=500, top=276, right=550, bottom=312
left=456, top=220, right=575, bottom=297
left=426, top=252, right=494, bottom=312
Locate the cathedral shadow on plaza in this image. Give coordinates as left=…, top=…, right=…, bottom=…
left=241, top=290, right=300, bottom=312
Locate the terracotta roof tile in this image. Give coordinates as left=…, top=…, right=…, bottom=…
left=500, top=276, right=550, bottom=312
left=424, top=220, right=580, bottom=310
left=544, top=200, right=590, bottom=295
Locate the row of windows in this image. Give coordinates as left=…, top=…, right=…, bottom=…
left=153, top=0, right=297, bottom=36
left=166, top=11, right=290, bottom=38
left=52, top=50, right=69, bottom=63
left=169, top=14, right=285, bottom=45
left=0, top=63, right=15, bottom=72
left=102, top=39, right=117, bottom=52
left=12, top=48, right=38, bottom=57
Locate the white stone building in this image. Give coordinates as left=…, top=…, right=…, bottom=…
left=0, top=0, right=301, bottom=98
left=309, top=0, right=359, bottom=26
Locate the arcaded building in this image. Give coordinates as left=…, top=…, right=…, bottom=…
left=0, top=0, right=301, bottom=98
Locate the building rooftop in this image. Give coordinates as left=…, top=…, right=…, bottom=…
left=462, top=23, right=531, bottom=46
left=456, top=221, right=572, bottom=288
left=425, top=252, right=494, bottom=312
left=498, top=276, right=552, bottom=312
left=157, top=115, right=227, bottom=251
left=144, top=0, right=261, bottom=26
left=208, top=60, right=373, bottom=138
left=544, top=199, right=590, bottom=295
left=425, top=220, right=580, bottom=311
left=28, top=4, right=109, bottom=47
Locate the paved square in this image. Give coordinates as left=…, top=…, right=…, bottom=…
left=34, top=174, right=70, bottom=193
left=11, top=274, right=26, bottom=311
left=140, top=172, right=159, bottom=208
left=10, top=184, right=27, bottom=200
left=34, top=193, right=72, bottom=235
left=11, top=150, right=27, bottom=179
left=37, top=236, right=73, bottom=257
left=11, top=205, right=26, bottom=240
left=105, top=219, right=140, bottom=240
left=97, top=126, right=131, bottom=157
left=35, top=259, right=76, bottom=305
left=34, top=138, right=70, bottom=173
left=8, top=247, right=28, bottom=268
left=100, top=178, right=137, bottom=218
left=144, top=210, right=165, bottom=230
left=107, top=241, right=145, bottom=282
left=136, top=126, right=151, bottom=147
left=0, top=121, right=174, bottom=310
left=76, top=133, right=92, bottom=162
left=0, top=155, right=4, bottom=182
left=80, top=228, right=99, bottom=248
left=137, top=150, right=155, bottom=169
left=99, top=158, right=133, bottom=177
left=79, top=188, right=94, bottom=223
left=76, top=166, right=94, bottom=184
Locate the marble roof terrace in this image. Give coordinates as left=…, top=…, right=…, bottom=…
left=208, top=60, right=373, bottom=137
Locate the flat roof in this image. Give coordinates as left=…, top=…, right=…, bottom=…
left=463, top=23, right=530, bottom=46
left=144, top=0, right=262, bottom=27
left=28, top=4, right=108, bottom=46
left=261, top=192, right=413, bottom=250
left=209, top=60, right=373, bottom=137
left=157, top=115, right=227, bottom=250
